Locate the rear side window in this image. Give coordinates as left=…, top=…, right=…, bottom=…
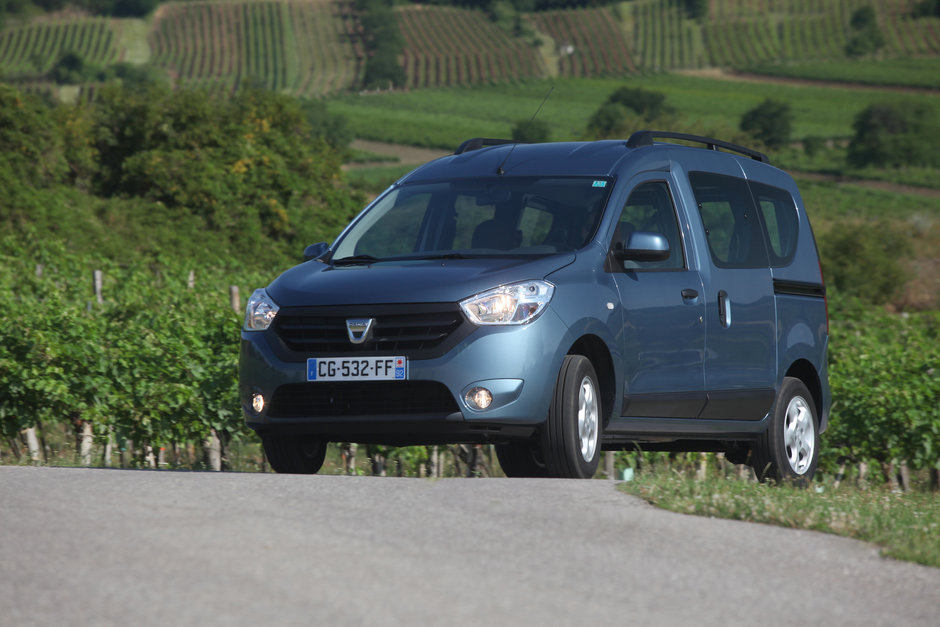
left=689, top=172, right=769, bottom=269
left=749, top=181, right=799, bottom=266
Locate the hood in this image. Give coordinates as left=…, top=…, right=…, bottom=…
left=267, top=254, right=576, bottom=307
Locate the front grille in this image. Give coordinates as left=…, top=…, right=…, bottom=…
left=266, top=381, right=460, bottom=418
left=271, top=303, right=471, bottom=359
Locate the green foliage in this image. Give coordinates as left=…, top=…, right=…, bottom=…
left=818, top=221, right=911, bottom=305
left=511, top=117, right=550, bottom=143
left=586, top=86, right=674, bottom=139
left=359, top=0, right=407, bottom=89
left=0, top=85, right=68, bottom=191
left=680, top=0, right=708, bottom=20
left=916, top=0, right=940, bottom=17
left=739, top=98, right=792, bottom=149
left=848, top=102, right=940, bottom=169
left=0, top=238, right=260, bottom=459
left=845, top=6, right=885, bottom=57
left=826, top=297, right=940, bottom=473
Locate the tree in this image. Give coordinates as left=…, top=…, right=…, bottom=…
left=512, top=118, right=550, bottom=143
left=739, top=98, right=792, bottom=149
left=585, top=86, right=672, bottom=139
left=818, top=221, right=911, bottom=305
left=847, top=102, right=940, bottom=168
left=845, top=6, right=885, bottom=57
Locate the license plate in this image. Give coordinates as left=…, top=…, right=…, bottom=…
left=307, top=357, right=407, bottom=381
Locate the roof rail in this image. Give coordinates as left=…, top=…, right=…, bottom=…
left=626, top=130, right=770, bottom=164
left=455, top=138, right=519, bottom=155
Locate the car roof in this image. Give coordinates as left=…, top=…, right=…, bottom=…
left=397, top=135, right=781, bottom=184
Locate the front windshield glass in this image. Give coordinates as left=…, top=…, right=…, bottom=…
left=332, top=177, right=613, bottom=261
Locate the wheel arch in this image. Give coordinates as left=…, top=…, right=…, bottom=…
left=568, top=334, right=617, bottom=428
left=784, top=359, right=825, bottom=431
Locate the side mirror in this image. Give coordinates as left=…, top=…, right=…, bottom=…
left=614, top=232, right=670, bottom=263
left=303, top=242, right=330, bottom=262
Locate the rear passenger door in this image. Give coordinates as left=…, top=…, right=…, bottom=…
left=688, top=172, right=776, bottom=420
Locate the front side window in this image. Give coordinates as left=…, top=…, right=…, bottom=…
left=689, top=172, right=770, bottom=269
left=333, top=177, right=613, bottom=261
left=613, top=181, right=684, bottom=270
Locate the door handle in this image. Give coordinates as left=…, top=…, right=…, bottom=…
left=681, top=288, right=699, bottom=300
left=718, top=290, right=731, bottom=327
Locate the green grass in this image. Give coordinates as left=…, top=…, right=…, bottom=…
left=620, top=472, right=940, bottom=568
left=326, top=75, right=940, bottom=150
left=345, top=164, right=416, bottom=195
left=797, top=178, right=940, bottom=222
left=749, top=58, right=940, bottom=90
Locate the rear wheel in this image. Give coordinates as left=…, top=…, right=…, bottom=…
left=541, top=355, right=602, bottom=479
left=261, top=434, right=327, bottom=474
left=495, top=442, right=548, bottom=478
left=752, top=377, right=819, bottom=486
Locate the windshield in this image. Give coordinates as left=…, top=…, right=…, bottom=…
left=332, top=177, right=613, bottom=262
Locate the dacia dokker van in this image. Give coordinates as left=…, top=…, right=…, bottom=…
left=240, top=131, right=830, bottom=481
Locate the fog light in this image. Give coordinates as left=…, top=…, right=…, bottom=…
left=466, top=387, right=493, bottom=410
left=252, top=393, right=265, bottom=413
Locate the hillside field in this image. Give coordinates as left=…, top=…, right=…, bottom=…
left=1, top=0, right=938, bottom=97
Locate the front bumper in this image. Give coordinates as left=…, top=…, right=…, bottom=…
left=238, top=309, right=572, bottom=444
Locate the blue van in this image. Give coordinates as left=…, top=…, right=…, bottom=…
left=240, top=131, right=830, bottom=481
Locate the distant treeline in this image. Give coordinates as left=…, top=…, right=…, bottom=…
left=0, top=0, right=155, bottom=25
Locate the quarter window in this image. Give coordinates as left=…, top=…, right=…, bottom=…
left=750, top=181, right=799, bottom=266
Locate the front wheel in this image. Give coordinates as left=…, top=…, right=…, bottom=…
left=541, top=355, right=602, bottom=479
left=752, top=377, right=819, bottom=486
left=261, top=434, right=327, bottom=474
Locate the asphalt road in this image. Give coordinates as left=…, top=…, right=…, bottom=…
left=2, top=466, right=938, bottom=626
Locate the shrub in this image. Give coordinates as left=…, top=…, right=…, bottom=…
left=846, top=6, right=885, bottom=57
left=847, top=102, right=940, bottom=168
left=585, top=86, right=672, bottom=139
left=818, top=221, right=911, bottom=305
left=511, top=118, right=550, bottom=143
left=739, top=98, right=792, bottom=149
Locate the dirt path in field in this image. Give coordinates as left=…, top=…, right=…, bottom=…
left=675, top=67, right=940, bottom=95
left=350, top=139, right=450, bottom=168
left=791, top=170, right=940, bottom=199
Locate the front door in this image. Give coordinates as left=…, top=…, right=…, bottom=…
left=609, top=178, right=706, bottom=418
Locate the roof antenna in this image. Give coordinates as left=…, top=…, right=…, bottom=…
left=497, top=82, right=554, bottom=176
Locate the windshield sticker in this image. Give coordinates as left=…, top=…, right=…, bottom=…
left=592, top=180, right=607, bottom=188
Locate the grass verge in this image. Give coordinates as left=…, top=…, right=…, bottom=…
left=619, top=473, right=940, bottom=568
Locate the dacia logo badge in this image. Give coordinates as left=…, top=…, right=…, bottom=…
left=346, top=318, right=375, bottom=344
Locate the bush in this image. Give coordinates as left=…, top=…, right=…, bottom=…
left=512, top=118, right=550, bottom=143
left=739, top=98, right=792, bottom=149
left=585, top=86, right=673, bottom=139
left=846, top=6, right=885, bottom=57
left=847, top=102, right=940, bottom=168
left=818, top=221, right=911, bottom=305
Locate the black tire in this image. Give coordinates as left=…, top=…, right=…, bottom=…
left=752, top=377, right=819, bottom=486
left=495, top=442, right=548, bottom=478
left=262, top=434, right=327, bottom=474
left=541, top=355, right=602, bottom=479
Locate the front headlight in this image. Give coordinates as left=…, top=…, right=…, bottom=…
left=244, top=288, right=279, bottom=331
left=459, top=280, right=554, bottom=326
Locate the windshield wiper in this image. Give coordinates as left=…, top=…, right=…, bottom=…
left=332, top=254, right=384, bottom=266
